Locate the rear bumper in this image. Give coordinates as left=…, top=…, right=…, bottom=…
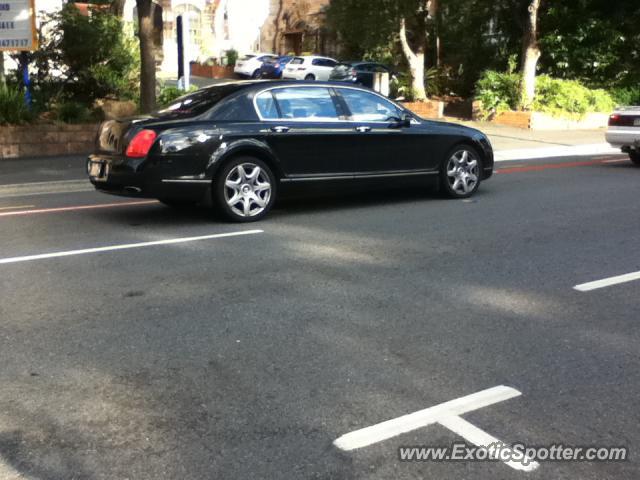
left=606, top=128, right=640, bottom=149
left=87, top=155, right=210, bottom=202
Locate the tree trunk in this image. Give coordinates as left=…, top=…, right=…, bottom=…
left=137, top=0, right=156, bottom=113
left=272, top=0, right=284, bottom=53
left=111, top=0, right=126, bottom=16
left=0, top=52, right=5, bottom=89
left=399, top=18, right=427, bottom=101
left=519, top=0, right=542, bottom=110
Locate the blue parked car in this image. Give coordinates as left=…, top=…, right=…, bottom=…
left=258, top=56, right=293, bottom=79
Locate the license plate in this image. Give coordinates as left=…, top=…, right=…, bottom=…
left=634, top=118, right=640, bottom=126
left=89, top=161, right=108, bottom=180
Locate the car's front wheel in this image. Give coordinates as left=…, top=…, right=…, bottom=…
left=440, top=146, right=482, bottom=198
left=214, top=157, right=276, bottom=222
left=629, top=151, right=640, bottom=166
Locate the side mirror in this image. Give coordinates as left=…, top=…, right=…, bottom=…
left=389, top=114, right=413, bottom=129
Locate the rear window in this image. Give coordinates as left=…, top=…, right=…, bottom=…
left=290, top=58, right=304, bottom=65
left=155, top=85, right=244, bottom=119
left=240, top=55, right=256, bottom=61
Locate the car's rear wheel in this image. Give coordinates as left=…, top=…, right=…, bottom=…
left=305, top=74, right=316, bottom=81
left=214, top=157, right=276, bottom=222
left=440, top=146, right=482, bottom=198
left=629, top=151, right=640, bottom=166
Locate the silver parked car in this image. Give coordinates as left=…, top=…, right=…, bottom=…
left=606, top=106, right=640, bottom=165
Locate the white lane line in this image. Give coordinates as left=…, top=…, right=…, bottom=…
left=334, top=386, right=519, bottom=450
left=0, top=205, right=35, bottom=211
left=0, top=180, right=93, bottom=199
left=0, top=200, right=158, bottom=217
left=574, top=270, right=640, bottom=292
left=439, top=415, right=539, bottom=472
left=0, top=230, right=263, bottom=265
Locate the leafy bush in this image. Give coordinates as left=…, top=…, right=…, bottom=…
left=55, top=101, right=92, bottom=123
left=0, top=85, right=33, bottom=124
left=225, top=49, right=238, bottom=67
left=611, top=87, right=640, bottom=107
left=475, top=71, right=616, bottom=119
left=474, top=70, right=521, bottom=117
left=157, top=85, right=199, bottom=106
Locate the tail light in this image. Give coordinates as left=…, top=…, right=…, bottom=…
left=126, top=129, right=157, bottom=158
left=275, top=63, right=281, bottom=68
left=609, top=114, right=636, bottom=127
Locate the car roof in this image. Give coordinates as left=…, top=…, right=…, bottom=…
left=200, top=80, right=396, bottom=97
left=295, top=55, right=336, bottom=61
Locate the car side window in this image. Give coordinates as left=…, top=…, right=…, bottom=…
left=255, top=92, right=280, bottom=119
left=272, top=87, right=339, bottom=121
left=339, top=89, right=402, bottom=122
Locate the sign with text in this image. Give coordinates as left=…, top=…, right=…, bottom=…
left=0, top=0, right=38, bottom=51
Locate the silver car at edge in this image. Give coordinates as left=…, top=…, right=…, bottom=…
left=606, top=106, right=640, bottom=166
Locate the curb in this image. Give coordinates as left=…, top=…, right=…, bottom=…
left=494, top=143, right=620, bottom=162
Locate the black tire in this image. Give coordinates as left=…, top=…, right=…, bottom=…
left=252, top=69, right=261, bottom=79
left=630, top=152, right=640, bottom=166
left=439, top=145, right=483, bottom=199
left=159, top=199, right=197, bottom=209
left=214, top=156, right=276, bottom=223
left=305, top=74, right=316, bottom=81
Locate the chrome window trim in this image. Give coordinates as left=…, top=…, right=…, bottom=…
left=252, top=84, right=422, bottom=125
left=280, top=169, right=437, bottom=183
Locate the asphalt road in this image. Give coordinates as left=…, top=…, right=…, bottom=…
left=0, top=152, right=638, bottom=480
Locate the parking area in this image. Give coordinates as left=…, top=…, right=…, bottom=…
left=0, top=153, right=638, bottom=479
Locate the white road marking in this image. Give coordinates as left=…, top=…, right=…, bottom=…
left=494, top=143, right=620, bottom=162
left=0, top=230, right=263, bottom=265
left=334, top=386, right=538, bottom=472
left=439, top=415, right=538, bottom=472
left=0, top=180, right=93, bottom=199
left=0, top=205, right=35, bottom=211
left=0, top=200, right=158, bottom=217
left=574, top=270, right=640, bottom=292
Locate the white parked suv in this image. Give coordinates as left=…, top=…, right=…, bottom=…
left=282, top=56, right=338, bottom=81
left=234, top=53, right=277, bottom=78
left=606, top=106, right=640, bottom=165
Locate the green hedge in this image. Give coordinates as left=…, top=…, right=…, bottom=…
left=475, top=71, right=617, bottom=119
left=0, top=85, right=33, bottom=125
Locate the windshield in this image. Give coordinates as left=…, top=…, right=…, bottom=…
left=154, top=85, right=245, bottom=119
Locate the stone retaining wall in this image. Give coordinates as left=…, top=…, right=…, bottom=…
left=0, top=124, right=99, bottom=159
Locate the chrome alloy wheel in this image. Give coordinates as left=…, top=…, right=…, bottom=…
left=446, top=150, right=480, bottom=195
left=223, top=163, right=272, bottom=218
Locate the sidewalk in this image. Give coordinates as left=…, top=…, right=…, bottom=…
left=453, top=119, right=618, bottom=161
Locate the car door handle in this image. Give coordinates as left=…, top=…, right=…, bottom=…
left=271, top=126, right=290, bottom=133
left=355, top=126, right=371, bottom=133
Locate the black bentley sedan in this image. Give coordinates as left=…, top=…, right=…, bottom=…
left=88, top=81, right=494, bottom=222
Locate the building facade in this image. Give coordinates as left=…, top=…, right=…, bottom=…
left=260, top=0, right=334, bottom=57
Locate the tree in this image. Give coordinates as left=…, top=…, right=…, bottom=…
left=327, top=0, right=433, bottom=100
left=136, top=0, right=156, bottom=112
left=519, top=0, right=542, bottom=109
